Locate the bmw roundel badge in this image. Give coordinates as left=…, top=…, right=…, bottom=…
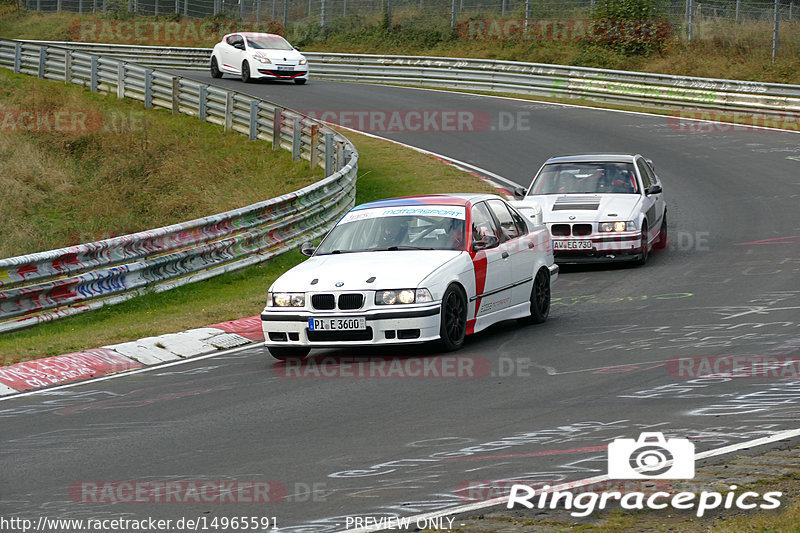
left=335, top=281, right=344, bottom=287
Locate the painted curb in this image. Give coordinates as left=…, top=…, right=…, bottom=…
left=0, top=316, right=262, bottom=396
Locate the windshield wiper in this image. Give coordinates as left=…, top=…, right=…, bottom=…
left=379, top=246, right=435, bottom=251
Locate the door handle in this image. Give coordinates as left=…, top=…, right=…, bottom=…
left=502, top=251, right=509, bottom=259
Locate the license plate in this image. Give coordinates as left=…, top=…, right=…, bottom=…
left=554, top=239, right=593, bottom=250
left=308, top=317, right=366, bottom=331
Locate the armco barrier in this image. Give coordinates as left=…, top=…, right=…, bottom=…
left=17, top=40, right=800, bottom=116
left=0, top=39, right=358, bottom=334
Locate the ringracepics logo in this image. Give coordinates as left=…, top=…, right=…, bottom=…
left=608, top=432, right=694, bottom=479
left=507, top=432, right=782, bottom=517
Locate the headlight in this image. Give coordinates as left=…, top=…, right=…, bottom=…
left=268, top=292, right=305, bottom=307
left=299, top=58, right=307, bottom=65
left=254, top=56, right=271, bottom=64
left=375, top=288, right=432, bottom=305
left=598, top=221, right=636, bottom=232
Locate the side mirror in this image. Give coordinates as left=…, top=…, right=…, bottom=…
left=473, top=234, right=499, bottom=252
left=645, top=184, right=662, bottom=195
left=300, top=242, right=316, bottom=256
left=234, top=43, right=245, bottom=50
left=513, top=186, right=527, bottom=200
left=294, top=46, right=300, bottom=51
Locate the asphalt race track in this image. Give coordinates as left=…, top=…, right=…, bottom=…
left=2, top=75, right=800, bottom=532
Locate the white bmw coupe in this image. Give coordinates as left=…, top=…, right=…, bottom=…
left=261, top=194, right=558, bottom=359
left=210, top=32, right=308, bottom=84
left=515, top=154, right=667, bottom=265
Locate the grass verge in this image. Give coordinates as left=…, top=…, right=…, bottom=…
left=0, top=127, right=496, bottom=365
left=0, top=67, right=323, bottom=257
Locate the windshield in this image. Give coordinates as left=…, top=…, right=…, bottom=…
left=316, top=206, right=467, bottom=254
left=246, top=35, right=294, bottom=50
left=529, top=162, right=639, bottom=195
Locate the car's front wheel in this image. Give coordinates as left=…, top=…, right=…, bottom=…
left=241, top=61, right=251, bottom=83
left=210, top=56, right=223, bottom=79
left=520, top=268, right=550, bottom=324
left=439, top=285, right=467, bottom=352
left=654, top=211, right=668, bottom=251
left=268, top=346, right=310, bottom=360
left=635, top=222, right=649, bottom=266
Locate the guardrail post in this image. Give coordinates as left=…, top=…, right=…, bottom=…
left=65, top=50, right=72, bottom=83
left=90, top=56, right=98, bottom=92
left=272, top=108, right=282, bottom=150
left=13, top=43, right=21, bottom=73
left=93, top=0, right=97, bottom=13
left=337, top=140, right=345, bottom=171
left=36, top=0, right=40, bottom=10
left=249, top=100, right=258, bottom=140
left=324, top=132, right=334, bottom=176
left=117, top=63, right=125, bottom=98
left=292, top=118, right=302, bottom=161
left=144, top=69, right=153, bottom=108
left=155, top=0, right=159, bottom=15
left=102, top=0, right=106, bottom=13
left=198, top=85, right=207, bottom=121
left=224, top=92, right=233, bottom=131
left=184, top=0, right=188, bottom=16
left=79, top=0, right=83, bottom=14
left=309, top=124, right=319, bottom=167
left=57, top=0, right=61, bottom=12
left=172, top=77, right=180, bottom=115
left=38, top=48, right=46, bottom=79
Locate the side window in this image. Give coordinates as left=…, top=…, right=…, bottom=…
left=470, top=202, right=500, bottom=249
left=226, top=35, right=237, bottom=46
left=508, top=205, right=529, bottom=236
left=487, top=200, right=522, bottom=242
left=635, top=159, right=652, bottom=189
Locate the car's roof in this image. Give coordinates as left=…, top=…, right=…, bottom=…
left=224, top=32, right=284, bottom=39
left=544, top=154, right=639, bottom=164
left=354, top=193, right=501, bottom=210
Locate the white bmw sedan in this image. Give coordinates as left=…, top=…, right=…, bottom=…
left=210, top=32, right=308, bottom=84
left=261, top=194, right=558, bottom=360
left=515, top=154, right=667, bottom=265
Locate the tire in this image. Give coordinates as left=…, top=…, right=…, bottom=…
left=654, top=211, right=668, bottom=251
left=439, top=285, right=467, bottom=352
left=268, top=346, right=310, bottom=361
left=634, top=222, right=649, bottom=266
left=520, top=268, right=550, bottom=325
left=241, top=61, right=251, bottom=83
left=294, top=78, right=307, bottom=85
left=210, top=56, right=223, bottom=79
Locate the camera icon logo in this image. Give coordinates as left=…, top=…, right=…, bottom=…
left=608, top=432, right=695, bottom=479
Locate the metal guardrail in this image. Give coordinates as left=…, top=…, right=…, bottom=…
left=0, top=39, right=359, bottom=334
left=17, top=40, right=800, bottom=116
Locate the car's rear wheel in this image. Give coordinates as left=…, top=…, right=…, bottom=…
left=268, top=346, right=310, bottom=360
left=241, top=61, right=251, bottom=83
left=294, top=78, right=307, bottom=85
left=634, top=222, right=649, bottom=266
left=654, top=211, right=668, bottom=251
left=210, top=56, right=223, bottom=79
left=439, top=285, right=467, bottom=352
left=520, top=268, right=550, bottom=324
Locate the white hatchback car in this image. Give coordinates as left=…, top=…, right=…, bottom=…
left=210, top=32, right=308, bottom=84
left=261, top=194, right=558, bottom=359
left=515, top=154, right=667, bottom=265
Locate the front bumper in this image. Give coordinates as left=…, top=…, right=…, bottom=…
left=261, top=304, right=441, bottom=348
left=552, top=232, right=642, bottom=263
left=253, top=66, right=309, bottom=79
